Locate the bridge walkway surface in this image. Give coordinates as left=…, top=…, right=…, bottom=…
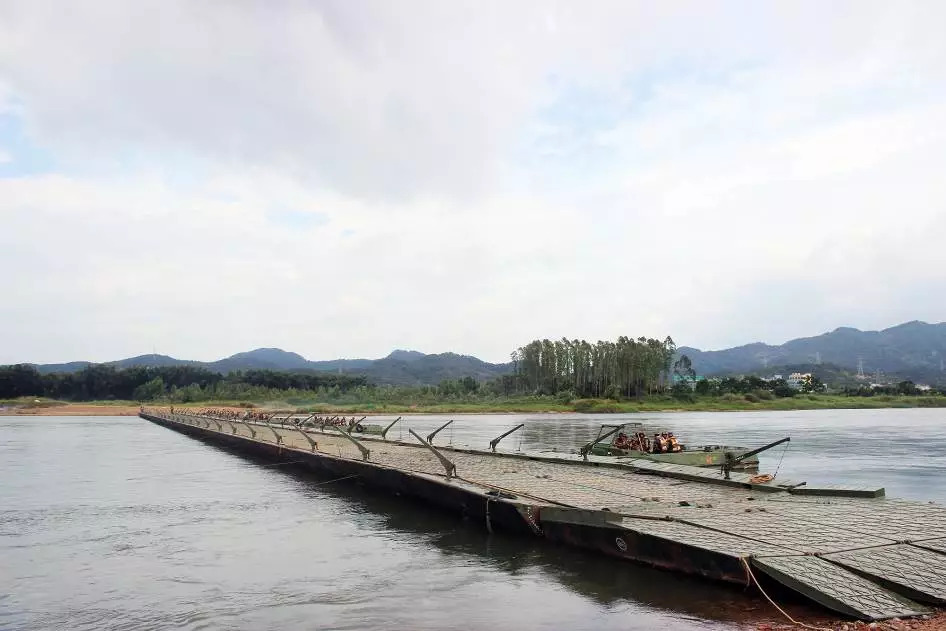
left=145, top=412, right=946, bottom=622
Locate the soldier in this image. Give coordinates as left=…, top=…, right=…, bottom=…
left=668, top=432, right=682, bottom=452
left=614, top=432, right=630, bottom=449
left=652, top=433, right=664, bottom=453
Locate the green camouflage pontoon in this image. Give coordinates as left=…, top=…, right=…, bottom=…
left=584, top=422, right=762, bottom=469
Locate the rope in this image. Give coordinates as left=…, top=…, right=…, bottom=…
left=543, top=475, right=649, bottom=501
left=740, top=558, right=832, bottom=631
left=773, top=440, right=789, bottom=479
left=310, top=473, right=360, bottom=486
left=456, top=475, right=576, bottom=508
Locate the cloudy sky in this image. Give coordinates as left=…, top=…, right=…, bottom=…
left=2, top=1, right=945, bottom=365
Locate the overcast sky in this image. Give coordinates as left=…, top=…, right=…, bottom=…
left=2, top=1, right=945, bottom=364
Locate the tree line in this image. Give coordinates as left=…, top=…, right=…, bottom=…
left=8, top=336, right=941, bottom=406
left=0, top=364, right=367, bottom=402
left=510, top=336, right=678, bottom=398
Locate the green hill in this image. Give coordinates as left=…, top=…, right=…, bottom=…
left=31, top=348, right=513, bottom=386
left=680, top=321, right=946, bottom=384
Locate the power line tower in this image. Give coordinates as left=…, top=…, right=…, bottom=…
left=857, top=357, right=865, bottom=378
left=815, top=351, right=822, bottom=365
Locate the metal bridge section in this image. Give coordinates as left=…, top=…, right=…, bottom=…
left=751, top=555, right=930, bottom=621
left=824, top=544, right=946, bottom=605
left=141, top=410, right=946, bottom=622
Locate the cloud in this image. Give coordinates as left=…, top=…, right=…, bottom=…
left=1, top=1, right=945, bottom=364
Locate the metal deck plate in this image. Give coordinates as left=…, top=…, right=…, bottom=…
left=757, top=499, right=946, bottom=542
left=752, top=555, right=929, bottom=620
left=620, top=518, right=793, bottom=558
left=824, top=544, right=946, bottom=604
left=682, top=512, right=894, bottom=554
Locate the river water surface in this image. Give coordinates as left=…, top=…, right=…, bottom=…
left=2, top=409, right=945, bottom=630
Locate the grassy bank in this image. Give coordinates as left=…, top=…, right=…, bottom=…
left=4, top=393, right=946, bottom=415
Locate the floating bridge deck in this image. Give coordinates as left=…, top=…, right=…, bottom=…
left=141, top=411, right=946, bottom=622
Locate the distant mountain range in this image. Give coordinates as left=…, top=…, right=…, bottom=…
left=25, top=320, right=946, bottom=386
left=32, top=348, right=514, bottom=386
left=680, top=320, right=946, bottom=384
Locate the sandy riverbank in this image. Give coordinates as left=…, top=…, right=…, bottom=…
left=5, top=404, right=141, bottom=416
left=4, top=404, right=248, bottom=416
left=754, top=610, right=946, bottom=630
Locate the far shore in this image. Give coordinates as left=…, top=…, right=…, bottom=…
left=6, top=404, right=143, bottom=416
left=3, top=394, right=946, bottom=417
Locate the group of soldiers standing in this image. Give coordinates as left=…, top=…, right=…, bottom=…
left=142, top=406, right=362, bottom=430
left=612, top=429, right=683, bottom=453
left=143, top=406, right=275, bottom=422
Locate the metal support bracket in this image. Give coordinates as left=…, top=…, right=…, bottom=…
left=380, top=416, right=402, bottom=440
left=426, top=419, right=454, bottom=444
left=226, top=420, right=238, bottom=434
left=210, top=418, right=222, bottom=431
left=580, top=424, right=624, bottom=461
left=329, top=427, right=370, bottom=461
left=240, top=421, right=257, bottom=439
left=295, top=414, right=315, bottom=427
left=489, top=423, right=525, bottom=452
left=347, top=416, right=367, bottom=432
left=264, top=422, right=282, bottom=444
left=409, top=429, right=456, bottom=480
left=296, top=428, right=318, bottom=451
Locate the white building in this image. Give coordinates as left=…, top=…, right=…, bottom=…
left=787, top=372, right=811, bottom=389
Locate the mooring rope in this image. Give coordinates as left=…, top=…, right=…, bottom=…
left=309, top=473, right=360, bottom=486
left=747, top=440, right=791, bottom=485
left=542, top=475, right=650, bottom=501
left=456, top=475, right=576, bottom=508
left=740, top=558, right=832, bottom=631
left=772, top=439, right=790, bottom=479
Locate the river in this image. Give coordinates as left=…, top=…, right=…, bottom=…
left=2, top=409, right=944, bottom=630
